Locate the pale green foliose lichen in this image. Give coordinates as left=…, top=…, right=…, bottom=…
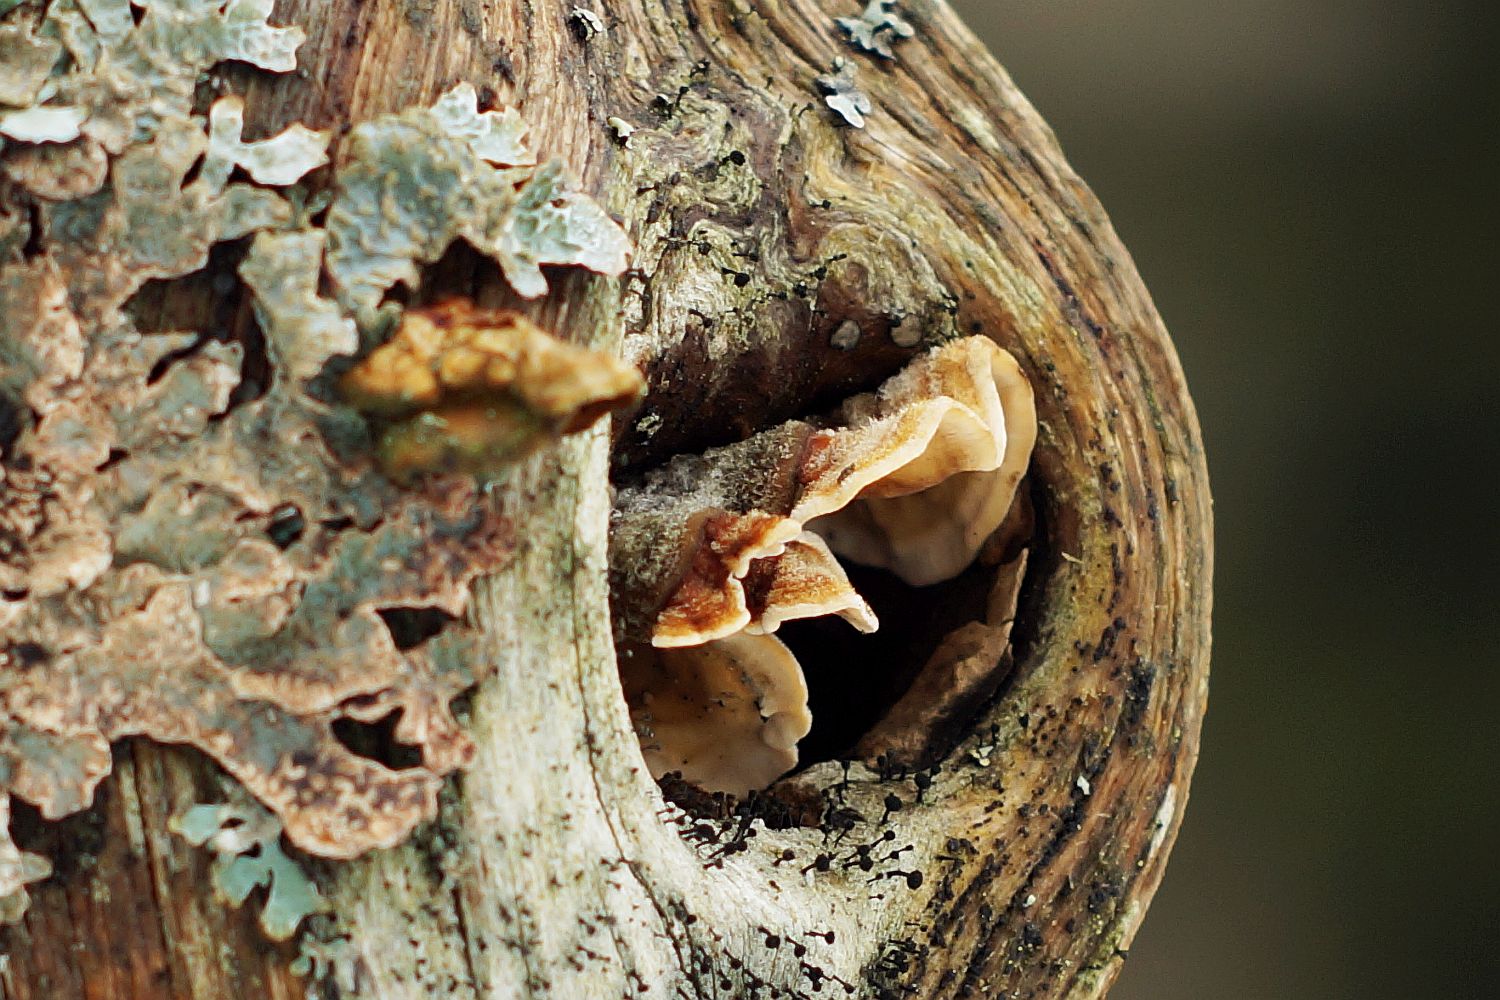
left=835, top=0, right=914, bottom=60
left=0, top=0, right=633, bottom=940
left=239, top=229, right=359, bottom=381
left=0, top=24, right=61, bottom=107
left=202, top=96, right=331, bottom=189
left=428, top=81, right=536, bottom=167
left=326, top=83, right=630, bottom=315
left=292, top=933, right=360, bottom=995
left=0, top=105, right=87, bottom=143
left=171, top=801, right=330, bottom=941
left=816, top=60, right=872, bottom=129
left=0, top=0, right=369, bottom=923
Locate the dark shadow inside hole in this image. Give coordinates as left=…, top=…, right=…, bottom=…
left=0, top=388, right=28, bottom=461
left=3, top=641, right=51, bottom=671
left=145, top=340, right=206, bottom=385
left=8, top=795, right=105, bottom=884
left=122, top=237, right=269, bottom=414
left=95, top=448, right=128, bottom=472
left=1005, top=476, right=1053, bottom=670
left=21, top=202, right=44, bottom=260
left=782, top=557, right=996, bottom=768
left=373, top=238, right=506, bottom=315
left=264, top=503, right=305, bottom=549
left=125, top=238, right=248, bottom=335
left=376, top=606, right=458, bottom=651
left=418, top=238, right=508, bottom=306
left=330, top=711, right=424, bottom=771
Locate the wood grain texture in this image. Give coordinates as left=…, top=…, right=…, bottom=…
left=2, top=1, right=1210, bottom=997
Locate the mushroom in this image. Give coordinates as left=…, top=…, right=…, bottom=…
left=611, top=335, right=1035, bottom=793
left=621, top=634, right=811, bottom=796
left=795, top=333, right=1036, bottom=586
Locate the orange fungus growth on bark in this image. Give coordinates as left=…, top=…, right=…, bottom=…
left=339, top=301, right=645, bottom=482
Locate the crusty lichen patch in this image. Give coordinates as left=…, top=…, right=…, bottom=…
left=0, top=0, right=633, bottom=921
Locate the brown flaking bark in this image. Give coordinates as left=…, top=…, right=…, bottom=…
left=2, top=1, right=1210, bottom=998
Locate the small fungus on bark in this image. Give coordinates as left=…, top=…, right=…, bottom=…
left=611, top=336, right=1035, bottom=793
left=339, top=300, right=645, bottom=482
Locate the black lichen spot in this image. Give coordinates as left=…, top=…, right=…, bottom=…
left=1087, top=877, right=1122, bottom=914
left=1123, top=662, right=1157, bottom=727
left=1092, top=616, right=1126, bottom=663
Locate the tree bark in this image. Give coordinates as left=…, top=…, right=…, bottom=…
left=1, top=1, right=1211, bottom=998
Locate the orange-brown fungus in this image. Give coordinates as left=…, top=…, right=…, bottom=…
left=341, top=301, right=645, bottom=480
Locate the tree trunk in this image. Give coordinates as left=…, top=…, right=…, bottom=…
left=1, top=1, right=1210, bottom=998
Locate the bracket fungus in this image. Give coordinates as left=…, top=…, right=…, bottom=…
left=612, top=336, right=1036, bottom=794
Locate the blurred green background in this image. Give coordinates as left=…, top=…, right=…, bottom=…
left=947, top=2, right=1499, bottom=998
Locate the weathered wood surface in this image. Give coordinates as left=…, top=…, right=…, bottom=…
left=2, top=1, right=1211, bottom=998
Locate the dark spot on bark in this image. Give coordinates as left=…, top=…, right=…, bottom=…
left=1087, top=876, right=1122, bottom=914
left=1092, top=617, right=1126, bottom=663
left=1123, top=662, right=1156, bottom=727
left=4, top=641, right=49, bottom=670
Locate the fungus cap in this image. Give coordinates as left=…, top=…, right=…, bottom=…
left=798, top=336, right=1037, bottom=585
left=622, top=633, right=812, bottom=796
